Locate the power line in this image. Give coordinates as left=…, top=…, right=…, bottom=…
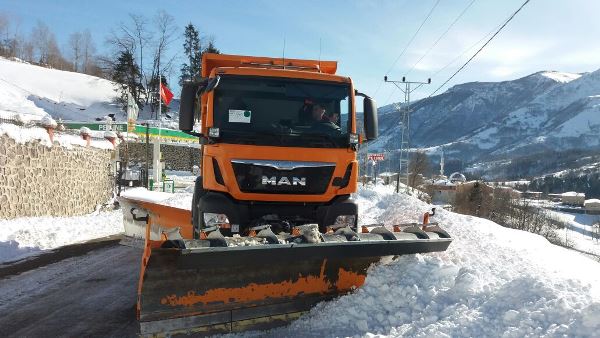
left=404, top=19, right=506, bottom=102
left=383, top=0, right=476, bottom=106
left=431, top=21, right=502, bottom=78
left=405, top=0, right=477, bottom=76
left=375, top=0, right=441, bottom=98
left=385, top=0, right=441, bottom=76
left=384, top=26, right=484, bottom=108
left=427, top=0, right=532, bottom=98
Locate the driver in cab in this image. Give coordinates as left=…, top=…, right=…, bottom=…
left=311, top=103, right=340, bottom=132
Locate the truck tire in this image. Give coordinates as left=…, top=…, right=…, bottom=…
left=191, top=177, right=207, bottom=238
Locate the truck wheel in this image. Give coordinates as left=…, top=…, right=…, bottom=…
left=192, top=177, right=207, bottom=239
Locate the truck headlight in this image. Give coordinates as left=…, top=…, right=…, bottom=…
left=203, top=213, right=229, bottom=227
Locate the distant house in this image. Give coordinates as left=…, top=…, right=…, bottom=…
left=584, top=199, right=600, bottom=213
left=496, top=186, right=522, bottom=199
left=428, top=179, right=458, bottom=204
left=562, top=192, right=585, bottom=206
left=378, top=172, right=399, bottom=185
left=522, top=191, right=543, bottom=199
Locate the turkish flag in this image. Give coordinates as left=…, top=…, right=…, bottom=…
left=160, top=83, right=174, bottom=106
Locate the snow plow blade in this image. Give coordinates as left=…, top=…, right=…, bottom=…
left=139, top=237, right=451, bottom=336
left=121, top=197, right=452, bottom=336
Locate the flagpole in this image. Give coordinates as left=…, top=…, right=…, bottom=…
left=152, top=75, right=162, bottom=190
left=158, top=74, right=162, bottom=183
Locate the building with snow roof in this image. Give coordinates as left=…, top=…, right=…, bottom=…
left=584, top=199, right=600, bottom=214
left=426, top=179, right=458, bottom=204
left=378, top=172, right=399, bottom=185
left=562, top=191, right=585, bottom=206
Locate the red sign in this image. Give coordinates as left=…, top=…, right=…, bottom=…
left=368, top=153, right=385, bottom=161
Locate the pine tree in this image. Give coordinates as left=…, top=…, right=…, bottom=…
left=179, top=23, right=202, bottom=86
left=111, top=50, right=143, bottom=110
left=204, top=40, right=220, bottom=54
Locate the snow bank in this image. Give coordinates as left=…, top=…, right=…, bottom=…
left=0, top=210, right=122, bottom=264
left=562, top=191, right=585, bottom=197
left=0, top=57, right=121, bottom=122
left=0, top=123, right=115, bottom=150
left=245, top=185, right=600, bottom=337
left=120, top=187, right=174, bottom=204
left=3, top=182, right=599, bottom=335
left=0, top=123, right=52, bottom=146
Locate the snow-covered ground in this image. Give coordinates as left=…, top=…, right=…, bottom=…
left=0, top=57, right=122, bottom=122
left=0, top=122, right=115, bottom=150
left=247, top=185, right=600, bottom=337
left=545, top=209, right=600, bottom=257
left=0, top=209, right=122, bottom=264
left=2, top=184, right=600, bottom=336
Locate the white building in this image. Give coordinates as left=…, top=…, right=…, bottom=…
left=562, top=191, right=586, bottom=206
left=584, top=199, right=600, bottom=213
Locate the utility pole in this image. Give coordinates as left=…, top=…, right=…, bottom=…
left=384, top=76, right=431, bottom=193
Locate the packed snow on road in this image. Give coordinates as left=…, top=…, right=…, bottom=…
left=0, top=209, right=122, bottom=264
left=2, top=184, right=600, bottom=337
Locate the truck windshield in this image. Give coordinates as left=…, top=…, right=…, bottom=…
left=212, top=76, right=351, bottom=148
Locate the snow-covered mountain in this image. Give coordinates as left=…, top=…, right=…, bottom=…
left=0, top=57, right=123, bottom=122
left=372, top=69, right=600, bottom=177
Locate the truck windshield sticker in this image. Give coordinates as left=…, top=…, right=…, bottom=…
left=228, top=109, right=252, bottom=123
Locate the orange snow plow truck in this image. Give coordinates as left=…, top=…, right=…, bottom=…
left=120, top=53, right=452, bottom=336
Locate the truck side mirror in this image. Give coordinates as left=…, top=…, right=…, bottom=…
left=179, top=83, right=199, bottom=132
left=203, top=76, right=220, bottom=93
left=363, top=96, right=378, bottom=140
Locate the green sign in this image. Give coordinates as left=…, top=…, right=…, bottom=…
left=63, top=122, right=198, bottom=143
left=64, top=122, right=127, bottom=132
left=132, top=125, right=197, bottom=141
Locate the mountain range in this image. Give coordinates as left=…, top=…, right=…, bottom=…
left=370, top=68, right=600, bottom=179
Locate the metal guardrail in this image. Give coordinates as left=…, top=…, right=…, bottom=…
left=0, top=112, right=43, bottom=126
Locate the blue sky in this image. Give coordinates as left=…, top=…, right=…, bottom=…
left=3, top=0, right=599, bottom=105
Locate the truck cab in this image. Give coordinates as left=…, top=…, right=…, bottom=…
left=179, top=53, right=378, bottom=237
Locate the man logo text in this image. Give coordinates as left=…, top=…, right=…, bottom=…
left=261, top=176, right=306, bottom=186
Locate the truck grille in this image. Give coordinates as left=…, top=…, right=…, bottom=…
left=231, top=160, right=335, bottom=194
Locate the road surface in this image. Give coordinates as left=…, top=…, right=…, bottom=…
left=0, top=239, right=141, bottom=337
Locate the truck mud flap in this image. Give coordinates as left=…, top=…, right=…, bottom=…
left=138, top=236, right=452, bottom=336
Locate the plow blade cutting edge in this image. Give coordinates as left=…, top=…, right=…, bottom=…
left=122, top=197, right=453, bottom=336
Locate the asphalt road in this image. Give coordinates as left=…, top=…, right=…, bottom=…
left=0, top=239, right=141, bottom=337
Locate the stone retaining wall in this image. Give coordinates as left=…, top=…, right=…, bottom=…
left=124, top=142, right=201, bottom=172
left=0, top=134, right=114, bottom=218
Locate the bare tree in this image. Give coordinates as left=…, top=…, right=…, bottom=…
left=81, top=29, right=96, bottom=73
left=0, top=12, right=9, bottom=40
left=21, top=39, right=34, bottom=61
left=27, top=21, right=69, bottom=70
left=148, top=10, right=178, bottom=115
left=0, top=13, right=24, bottom=59
left=30, top=20, right=54, bottom=64
left=408, top=151, right=430, bottom=188
left=128, top=14, right=150, bottom=89
left=45, top=36, right=65, bottom=68
left=0, top=13, right=12, bottom=57
left=104, top=15, right=151, bottom=104
left=68, top=31, right=83, bottom=71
